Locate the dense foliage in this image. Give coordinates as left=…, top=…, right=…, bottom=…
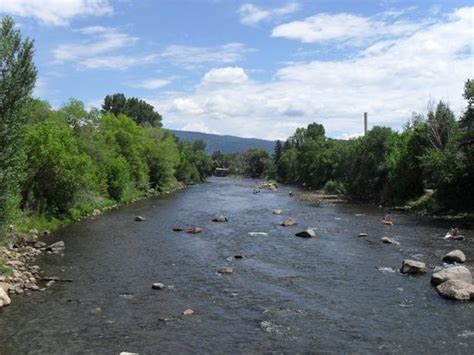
left=0, top=17, right=37, bottom=235
left=102, top=93, right=162, bottom=127
left=273, top=83, right=474, bottom=211
left=0, top=17, right=212, bottom=238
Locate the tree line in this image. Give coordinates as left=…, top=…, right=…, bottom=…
left=0, top=17, right=213, bottom=237
left=223, top=81, right=473, bottom=212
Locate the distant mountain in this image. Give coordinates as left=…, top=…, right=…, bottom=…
left=171, top=130, right=276, bottom=154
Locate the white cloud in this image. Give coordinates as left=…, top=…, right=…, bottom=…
left=0, top=0, right=113, bottom=26
left=52, top=26, right=159, bottom=70
left=239, top=2, right=299, bottom=26
left=54, top=26, right=137, bottom=62
left=161, top=43, right=253, bottom=68
left=272, top=11, right=430, bottom=44
left=135, top=78, right=172, bottom=90
left=80, top=54, right=158, bottom=70
left=150, top=7, right=473, bottom=140
left=202, top=67, right=249, bottom=86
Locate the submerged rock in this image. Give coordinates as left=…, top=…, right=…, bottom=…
left=295, top=229, right=316, bottom=238
left=248, top=232, right=268, bottom=236
left=436, top=280, right=474, bottom=301
left=272, top=209, right=283, bottom=215
left=234, top=255, right=243, bottom=259
left=45, top=241, right=65, bottom=253
left=358, top=233, right=368, bottom=238
left=172, top=227, right=184, bottom=232
left=134, top=216, right=146, bottom=222
left=212, top=215, right=228, bottom=222
left=280, top=218, right=297, bottom=227
left=400, top=260, right=427, bottom=275
left=443, top=250, right=466, bottom=264
left=185, top=227, right=202, bottom=234
left=431, top=266, right=472, bottom=286
left=381, top=237, right=400, bottom=246
left=217, top=267, right=234, bottom=274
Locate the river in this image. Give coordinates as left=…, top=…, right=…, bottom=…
left=0, top=178, right=473, bottom=354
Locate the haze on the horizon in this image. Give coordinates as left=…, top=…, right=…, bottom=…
left=1, top=0, right=472, bottom=140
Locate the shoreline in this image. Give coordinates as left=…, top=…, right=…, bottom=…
left=294, top=189, right=474, bottom=221
left=0, top=182, right=187, bottom=308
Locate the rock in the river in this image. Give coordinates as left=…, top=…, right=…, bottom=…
left=152, top=282, right=167, bottom=290
left=272, top=209, right=283, bottom=215
left=183, top=309, right=194, bottom=316
left=234, top=255, right=243, bottom=259
left=295, top=229, right=316, bottom=238
left=400, top=260, right=427, bottom=275
left=45, top=241, right=65, bottom=253
left=280, top=218, right=297, bottom=227
left=431, top=266, right=472, bottom=286
left=185, top=227, right=202, bottom=234
left=358, top=233, right=368, bottom=238
left=172, top=227, right=184, bottom=232
left=436, top=279, right=474, bottom=301
left=443, top=250, right=466, bottom=264
left=134, top=216, right=146, bottom=222
left=212, top=215, right=228, bottom=222
left=381, top=237, right=400, bottom=246
left=0, top=286, right=11, bottom=307
left=217, top=267, right=234, bottom=274
left=33, top=241, right=47, bottom=249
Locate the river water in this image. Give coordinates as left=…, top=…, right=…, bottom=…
left=1, top=178, right=473, bottom=354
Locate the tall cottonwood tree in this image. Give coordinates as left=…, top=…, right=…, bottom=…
left=0, top=16, right=37, bottom=234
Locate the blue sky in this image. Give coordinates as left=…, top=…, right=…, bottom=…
left=1, top=0, right=473, bottom=139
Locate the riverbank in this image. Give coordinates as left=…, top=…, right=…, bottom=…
left=295, top=188, right=474, bottom=221
left=0, top=181, right=186, bottom=308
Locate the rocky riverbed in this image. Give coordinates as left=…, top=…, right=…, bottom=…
left=0, top=178, right=473, bottom=354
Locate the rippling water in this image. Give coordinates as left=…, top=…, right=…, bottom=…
left=1, top=178, right=473, bottom=354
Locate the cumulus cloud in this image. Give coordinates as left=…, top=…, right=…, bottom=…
left=202, top=67, right=249, bottom=86
left=272, top=11, right=431, bottom=44
left=151, top=7, right=473, bottom=140
left=0, top=0, right=113, bottom=26
left=239, top=2, right=299, bottom=26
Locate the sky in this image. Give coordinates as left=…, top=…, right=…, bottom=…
left=0, top=0, right=473, bottom=140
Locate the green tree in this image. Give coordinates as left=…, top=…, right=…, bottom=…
left=102, top=93, right=162, bottom=127
left=243, top=148, right=270, bottom=178
left=0, top=16, right=37, bottom=234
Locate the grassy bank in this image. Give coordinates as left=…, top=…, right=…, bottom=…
left=8, top=180, right=186, bottom=242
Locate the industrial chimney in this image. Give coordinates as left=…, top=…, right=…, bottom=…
left=364, top=112, right=368, bottom=135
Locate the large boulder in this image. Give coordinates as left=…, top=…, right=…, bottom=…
left=0, top=286, right=11, bottom=307
left=295, top=229, right=316, bottom=238
left=280, top=218, right=297, bottom=227
left=431, top=266, right=472, bottom=286
left=46, top=241, right=65, bottom=253
left=400, top=260, right=427, bottom=275
left=212, top=215, right=228, bottom=222
left=442, top=250, right=466, bottom=264
left=436, top=280, right=474, bottom=301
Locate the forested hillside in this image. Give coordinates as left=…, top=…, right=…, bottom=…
left=171, top=130, right=275, bottom=154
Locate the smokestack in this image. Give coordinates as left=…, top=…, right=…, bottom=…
left=364, top=112, right=368, bottom=135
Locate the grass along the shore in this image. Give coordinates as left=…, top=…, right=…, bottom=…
left=8, top=180, right=186, bottom=241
